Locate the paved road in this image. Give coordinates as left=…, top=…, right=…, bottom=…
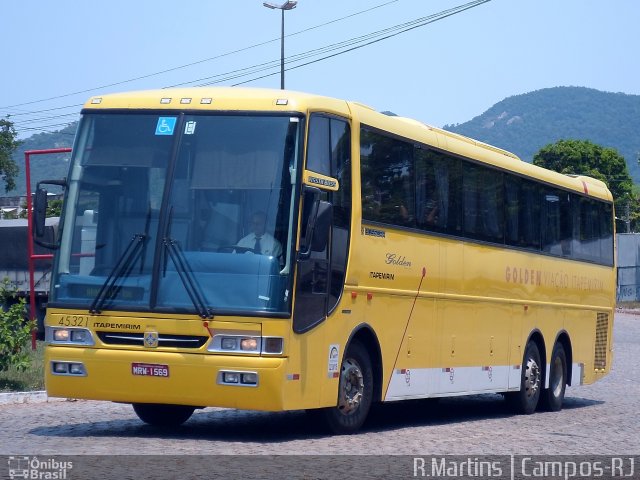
left=1, top=313, right=638, bottom=456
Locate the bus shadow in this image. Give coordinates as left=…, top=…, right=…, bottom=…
left=363, top=394, right=603, bottom=432
left=29, top=394, right=603, bottom=442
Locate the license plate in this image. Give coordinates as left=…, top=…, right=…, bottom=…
left=131, top=363, right=169, bottom=377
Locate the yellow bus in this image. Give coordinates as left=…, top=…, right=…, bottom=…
left=40, top=88, right=615, bottom=434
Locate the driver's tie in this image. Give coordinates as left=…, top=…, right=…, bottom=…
left=254, top=236, right=262, bottom=254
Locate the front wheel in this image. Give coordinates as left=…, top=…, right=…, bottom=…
left=507, top=341, right=542, bottom=414
left=132, top=403, right=195, bottom=427
left=321, top=341, right=373, bottom=434
left=540, top=343, right=567, bottom=412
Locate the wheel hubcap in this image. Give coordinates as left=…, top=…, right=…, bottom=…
left=524, top=356, right=540, bottom=399
left=337, top=358, right=364, bottom=415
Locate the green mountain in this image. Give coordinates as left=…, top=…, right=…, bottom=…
left=9, top=122, right=77, bottom=197
left=444, top=87, right=640, bottom=183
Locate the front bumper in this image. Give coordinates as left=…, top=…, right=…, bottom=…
left=46, top=346, right=287, bottom=411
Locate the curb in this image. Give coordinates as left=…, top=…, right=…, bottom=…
left=0, top=391, right=69, bottom=405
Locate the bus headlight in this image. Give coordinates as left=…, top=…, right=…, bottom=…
left=221, top=337, right=238, bottom=350
left=53, top=329, right=70, bottom=342
left=46, top=327, right=95, bottom=346
left=240, top=338, right=259, bottom=351
left=215, top=334, right=260, bottom=353
left=208, top=332, right=284, bottom=355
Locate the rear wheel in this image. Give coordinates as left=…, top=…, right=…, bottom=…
left=540, top=343, right=567, bottom=412
left=322, top=341, right=373, bottom=434
left=132, top=403, right=195, bottom=427
left=507, top=341, right=542, bottom=414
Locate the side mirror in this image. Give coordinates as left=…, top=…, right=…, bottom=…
left=33, top=178, right=66, bottom=249
left=34, top=188, right=48, bottom=238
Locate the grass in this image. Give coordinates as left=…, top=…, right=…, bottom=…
left=0, top=340, right=45, bottom=392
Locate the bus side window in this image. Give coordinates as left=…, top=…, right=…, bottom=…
left=361, top=129, right=414, bottom=226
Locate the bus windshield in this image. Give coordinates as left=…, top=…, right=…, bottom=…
left=51, top=112, right=301, bottom=316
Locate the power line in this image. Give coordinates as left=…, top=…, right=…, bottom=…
left=172, top=0, right=491, bottom=88
left=0, top=0, right=399, bottom=111
left=5, top=103, right=83, bottom=118
left=17, top=122, right=77, bottom=132
left=12, top=112, right=80, bottom=126
left=231, top=0, right=492, bottom=87
left=6, top=0, right=491, bottom=138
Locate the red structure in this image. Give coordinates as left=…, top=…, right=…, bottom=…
left=24, top=148, right=72, bottom=349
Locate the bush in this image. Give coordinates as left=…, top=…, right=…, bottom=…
left=0, top=281, right=32, bottom=372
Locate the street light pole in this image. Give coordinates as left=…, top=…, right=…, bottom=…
left=280, top=7, right=285, bottom=90
left=263, top=1, right=297, bottom=90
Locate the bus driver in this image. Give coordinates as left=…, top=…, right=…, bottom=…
left=236, top=211, right=282, bottom=258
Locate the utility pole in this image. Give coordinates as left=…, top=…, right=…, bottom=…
left=263, top=1, right=297, bottom=90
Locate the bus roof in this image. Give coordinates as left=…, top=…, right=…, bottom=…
left=83, top=87, right=613, bottom=203
left=84, top=87, right=352, bottom=117
left=349, top=101, right=613, bottom=203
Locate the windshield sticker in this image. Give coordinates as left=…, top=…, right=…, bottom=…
left=155, top=117, right=177, bottom=135
left=184, top=121, right=197, bottom=135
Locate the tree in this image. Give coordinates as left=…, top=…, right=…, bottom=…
left=47, top=198, right=63, bottom=217
left=0, top=119, right=20, bottom=193
left=0, top=281, right=32, bottom=372
left=533, top=139, right=638, bottom=231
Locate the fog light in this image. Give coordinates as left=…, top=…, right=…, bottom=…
left=241, top=373, right=258, bottom=385
left=53, top=329, right=70, bottom=342
left=240, top=338, right=258, bottom=351
left=53, top=362, right=69, bottom=374
left=69, top=363, right=86, bottom=375
left=221, top=337, right=237, bottom=350
left=223, top=372, right=240, bottom=384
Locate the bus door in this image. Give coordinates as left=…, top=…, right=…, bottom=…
left=293, top=114, right=351, bottom=333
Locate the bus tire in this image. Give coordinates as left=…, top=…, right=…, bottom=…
left=322, top=341, right=373, bottom=434
left=507, top=341, right=542, bottom=414
left=132, top=403, right=195, bottom=427
left=540, top=343, right=567, bottom=412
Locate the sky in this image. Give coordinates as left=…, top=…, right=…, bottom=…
left=3, top=0, right=639, bottom=139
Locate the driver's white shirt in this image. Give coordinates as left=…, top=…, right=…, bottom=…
left=237, top=232, right=282, bottom=257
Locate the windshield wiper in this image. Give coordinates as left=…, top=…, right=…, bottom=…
left=89, top=233, right=146, bottom=314
left=163, top=237, right=213, bottom=319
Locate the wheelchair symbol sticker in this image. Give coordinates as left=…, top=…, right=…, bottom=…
left=155, top=117, right=177, bottom=135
